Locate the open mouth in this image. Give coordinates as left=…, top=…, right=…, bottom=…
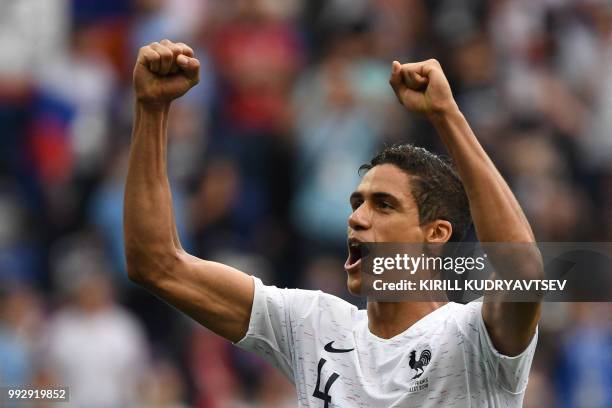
left=345, top=240, right=363, bottom=271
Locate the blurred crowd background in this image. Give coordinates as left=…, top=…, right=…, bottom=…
left=1, top=0, right=611, bottom=407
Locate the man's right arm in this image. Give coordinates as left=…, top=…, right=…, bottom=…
left=124, top=40, right=254, bottom=343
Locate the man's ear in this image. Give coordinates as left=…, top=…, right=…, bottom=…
left=423, top=220, right=453, bottom=243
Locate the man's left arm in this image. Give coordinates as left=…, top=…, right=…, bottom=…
left=389, top=59, right=542, bottom=356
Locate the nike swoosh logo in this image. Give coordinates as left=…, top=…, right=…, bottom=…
left=324, top=341, right=354, bottom=353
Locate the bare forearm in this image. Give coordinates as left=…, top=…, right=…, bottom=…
left=429, top=108, right=534, bottom=243
left=431, top=108, right=542, bottom=354
left=124, top=102, right=182, bottom=280
left=123, top=40, right=255, bottom=343
left=390, top=59, right=541, bottom=355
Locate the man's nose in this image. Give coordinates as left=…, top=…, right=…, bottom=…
left=348, top=205, right=372, bottom=231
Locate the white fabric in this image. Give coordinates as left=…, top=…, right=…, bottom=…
left=46, top=307, right=147, bottom=408
left=236, top=277, right=537, bottom=408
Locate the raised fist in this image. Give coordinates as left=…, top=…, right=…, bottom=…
left=389, top=59, right=457, bottom=117
left=133, top=39, right=200, bottom=106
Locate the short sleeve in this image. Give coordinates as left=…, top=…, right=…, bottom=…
left=234, top=276, right=321, bottom=382
left=454, top=301, right=538, bottom=394
left=476, top=304, right=538, bottom=394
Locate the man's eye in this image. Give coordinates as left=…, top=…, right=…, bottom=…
left=378, top=201, right=393, bottom=210
left=351, top=201, right=363, bottom=210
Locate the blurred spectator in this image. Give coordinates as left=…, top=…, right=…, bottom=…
left=449, top=30, right=505, bottom=142
left=37, top=23, right=118, bottom=179
left=239, top=365, right=295, bottom=408
left=45, top=243, right=148, bottom=407
left=0, top=285, right=45, bottom=386
left=499, top=131, right=592, bottom=240
left=573, top=1, right=612, bottom=171
left=0, top=188, right=43, bottom=283
left=138, top=358, right=189, bottom=408
left=209, top=0, right=303, bottom=135
left=190, top=327, right=243, bottom=407
left=369, top=0, right=429, bottom=61
left=300, top=255, right=348, bottom=297
left=0, top=0, right=68, bottom=86
left=131, top=0, right=208, bottom=47
left=554, top=304, right=612, bottom=408
left=523, top=366, right=556, bottom=408
left=291, top=41, right=388, bottom=248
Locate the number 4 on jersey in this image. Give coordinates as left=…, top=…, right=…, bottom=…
left=313, top=358, right=339, bottom=407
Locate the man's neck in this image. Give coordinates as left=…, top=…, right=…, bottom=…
left=366, top=301, right=448, bottom=339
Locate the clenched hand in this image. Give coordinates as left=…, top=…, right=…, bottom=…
left=389, top=59, right=457, bottom=118
left=133, top=39, right=200, bottom=107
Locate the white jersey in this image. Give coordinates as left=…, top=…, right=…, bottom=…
left=235, top=277, right=537, bottom=408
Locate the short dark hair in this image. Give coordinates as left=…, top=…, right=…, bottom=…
left=359, top=144, right=471, bottom=242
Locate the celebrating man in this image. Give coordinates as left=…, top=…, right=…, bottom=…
left=124, top=39, right=541, bottom=407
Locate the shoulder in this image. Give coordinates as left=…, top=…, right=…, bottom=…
left=446, top=301, right=501, bottom=348
left=252, top=277, right=357, bottom=320
left=446, top=299, right=540, bottom=351
left=448, top=300, right=481, bottom=323
left=436, top=301, right=538, bottom=395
